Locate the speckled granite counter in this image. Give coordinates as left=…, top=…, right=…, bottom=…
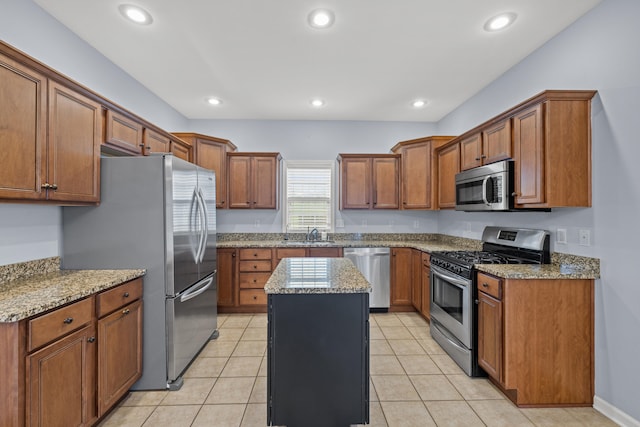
left=0, top=257, right=145, bottom=322
left=265, top=257, right=372, bottom=294
left=218, top=233, right=600, bottom=280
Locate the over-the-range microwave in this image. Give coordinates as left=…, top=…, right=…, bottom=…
left=455, top=160, right=514, bottom=211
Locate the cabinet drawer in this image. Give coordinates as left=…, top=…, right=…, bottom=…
left=239, top=272, right=271, bottom=289
left=307, top=247, right=342, bottom=258
left=477, top=273, right=502, bottom=299
left=28, top=296, right=94, bottom=351
left=275, top=248, right=306, bottom=259
left=97, top=278, right=143, bottom=318
left=239, top=289, right=268, bottom=305
left=239, top=248, right=272, bottom=260
left=239, top=260, right=272, bottom=272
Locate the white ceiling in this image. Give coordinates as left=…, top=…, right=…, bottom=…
left=34, top=0, right=601, bottom=122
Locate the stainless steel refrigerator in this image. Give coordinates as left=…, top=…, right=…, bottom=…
left=62, top=154, right=218, bottom=390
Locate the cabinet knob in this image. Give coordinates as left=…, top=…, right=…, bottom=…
left=253, top=279, right=257, bottom=283
left=475, top=157, right=480, bottom=161
left=123, top=292, right=130, bottom=298
left=511, top=192, right=518, bottom=197
left=41, top=183, right=51, bottom=189
left=122, top=308, right=131, bottom=315
left=63, top=317, right=74, bottom=324
left=253, top=265, right=258, bottom=269
left=481, top=155, right=487, bottom=159
left=50, top=184, right=58, bottom=190
left=253, top=296, right=257, bottom=300
left=88, top=337, right=96, bottom=343
left=482, top=283, right=489, bottom=288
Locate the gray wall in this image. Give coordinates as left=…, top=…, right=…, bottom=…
left=436, top=0, right=640, bottom=422
left=1, top=0, right=639, bottom=423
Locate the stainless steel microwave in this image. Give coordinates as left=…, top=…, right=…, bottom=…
left=455, top=160, right=514, bottom=211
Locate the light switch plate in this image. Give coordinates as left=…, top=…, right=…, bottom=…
left=557, top=228, right=567, bottom=244
left=579, top=229, right=591, bottom=246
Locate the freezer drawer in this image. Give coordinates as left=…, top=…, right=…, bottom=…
left=166, top=273, right=218, bottom=387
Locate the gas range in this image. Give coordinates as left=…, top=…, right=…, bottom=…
left=429, top=226, right=550, bottom=377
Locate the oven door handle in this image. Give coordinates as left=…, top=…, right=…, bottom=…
left=431, top=265, right=471, bottom=288
left=432, top=320, right=469, bottom=353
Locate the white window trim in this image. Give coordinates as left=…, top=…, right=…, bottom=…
left=282, top=159, right=335, bottom=233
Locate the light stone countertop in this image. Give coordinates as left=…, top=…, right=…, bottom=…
left=265, top=257, right=372, bottom=294
left=0, top=265, right=145, bottom=323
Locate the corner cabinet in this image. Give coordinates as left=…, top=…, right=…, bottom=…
left=0, top=48, right=101, bottom=204
left=172, top=133, right=238, bottom=208
left=391, top=136, right=454, bottom=210
left=476, top=272, right=594, bottom=406
left=337, top=154, right=400, bottom=210
left=227, top=153, right=281, bottom=209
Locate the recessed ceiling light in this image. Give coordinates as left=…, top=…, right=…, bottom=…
left=310, top=99, right=325, bottom=107
left=308, top=9, right=335, bottom=29
left=207, top=97, right=222, bottom=106
left=412, top=100, right=427, bottom=108
left=118, top=4, right=153, bottom=25
left=484, top=12, right=517, bottom=32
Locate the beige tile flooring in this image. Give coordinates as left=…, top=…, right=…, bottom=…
left=98, top=312, right=617, bottom=427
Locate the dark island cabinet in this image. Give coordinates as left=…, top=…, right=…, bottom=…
left=267, top=293, right=369, bottom=427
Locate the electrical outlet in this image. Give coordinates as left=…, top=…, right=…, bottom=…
left=254, top=219, right=260, bottom=227
left=336, top=219, right=344, bottom=228
left=557, top=228, right=567, bottom=244
left=579, top=229, right=591, bottom=246
left=413, top=220, right=420, bottom=229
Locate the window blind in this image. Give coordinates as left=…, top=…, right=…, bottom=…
left=285, top=161, right=333, bottom=232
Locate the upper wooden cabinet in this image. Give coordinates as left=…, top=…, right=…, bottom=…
left=460, top=120, right=512, bottom=171
left=172, top=133, right=238, bottom=208
left=227, top=152, right=281, bottom=209
left=337, top=154, right=400, bottom=210
left=169, top=137, right=192, bottom=162
left=143, top=128, right=170, bottom=155
left=436, top=142, right=460, bottom=209
left=104, top=110, right=144, bottom=155
left=512, top=94, right=594, bottom=208
left=391, top=136, right=454, bottom=210
left=0, top=48, right=101, bottom=204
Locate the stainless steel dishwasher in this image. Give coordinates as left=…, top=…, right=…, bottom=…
left=344, top=247, right=390, bottom=310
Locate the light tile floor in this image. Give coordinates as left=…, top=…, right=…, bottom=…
left=98, top=312, right=618, bottom=427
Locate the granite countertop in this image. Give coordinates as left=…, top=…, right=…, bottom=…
left=265, top=257, right=372, bottom=295
left=0, top=258, right=145, bottom=323
left=218, top=234, right=600, bottom=280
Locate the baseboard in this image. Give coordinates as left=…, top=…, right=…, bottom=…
left=594, top=396, right=640, bottom=427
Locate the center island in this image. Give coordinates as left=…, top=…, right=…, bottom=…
left=264, top=257, right=371, bottom=427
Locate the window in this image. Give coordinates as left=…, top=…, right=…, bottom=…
left=284, top=160, right=334, bottom=233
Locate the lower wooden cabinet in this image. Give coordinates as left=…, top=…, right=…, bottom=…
left=217, top=248, right=237, bottom=307
left=476, top=272, right=594, bottom=406
left=420, top=253, right=431, bottom=320
left=390, top=248, right=413, bottom=310
left=26, top=323, right=97, bottom=427
left=411, top=249, right=422, bottom=311
left=0, top=278, right=143, bottom=427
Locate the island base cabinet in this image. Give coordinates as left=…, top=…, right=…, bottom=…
left=25, top=324, right=97, bottom=427
left=267, top=293, right=369, bottom=427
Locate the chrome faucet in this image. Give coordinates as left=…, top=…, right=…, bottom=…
left=306, top=227, right=319, bottom=241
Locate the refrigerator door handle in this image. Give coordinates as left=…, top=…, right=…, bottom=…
left=189, top=188, right=200, bottom=263
left=180, top=275, right=214, bottom=303
left=197, top=188, right=209, bottom=264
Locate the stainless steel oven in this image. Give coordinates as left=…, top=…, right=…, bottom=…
left=430, top=264, right=474, bottom=375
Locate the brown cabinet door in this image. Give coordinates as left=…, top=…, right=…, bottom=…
left=97, top=299, right=142, bottom=416
left=372, top=157, right=399, bottom=209
left=26, top=324, right=97, bottom=427
left=307, top=247, right=342, bottom=258
left=104, top=109, right=143, bottom=155
left=513, top=104, right=545, bottom=206
left=170, top=138, right=192, bottom=162
left=400, top=141, right=431, bottom=209
left=420, top=256, right=430, bottom=320
left=47, top=81, right=101, bottom=203
left=437, top=143, right=460, bottom=209
left=227, top=155, right=252, bottom=208
left=477, top=291, right=503, bottom=383
left=0, top=53, right=47, bottom=200
left=340, top=157, right=371, bottom=209
left=195, top=138, right=228, bottom=208
left=459, top=133, right=482, bottom=171
left=482, top=119, right=512, bottom=165
left=143, top=128, right=170, bottom=155
left=217, top=248, right=237, bottom=307
left=252, top=155, right=279, bottom=209
left=390, top=248, right=412, bottom=307
left=411, top=249, right=422, bottom=311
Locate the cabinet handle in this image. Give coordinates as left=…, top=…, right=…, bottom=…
left=253, top=279, right=257, bottom=283
left=122, top=308, right=131, bottom=315
left=88, top=337, right=96, bottom=343
left=232, top=253, right=236, bottom=257
left=50, top=184, right=58, bottom=190
left=475, top=157, right=480, bottom=161
left=63, top=317, right=74, bottom=324
left=41, top=183, right=51, bottom=189
left=481, top=154, right=487, bottom=159
left=482, top=283, right=489, bottom=288
left=123, top=292, right=130, bottom=298
left=253, top=265, right=258, bottom=269
left=511, top=192, right=518, bottom=197
left=253, top=296, right=257, bottom=300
